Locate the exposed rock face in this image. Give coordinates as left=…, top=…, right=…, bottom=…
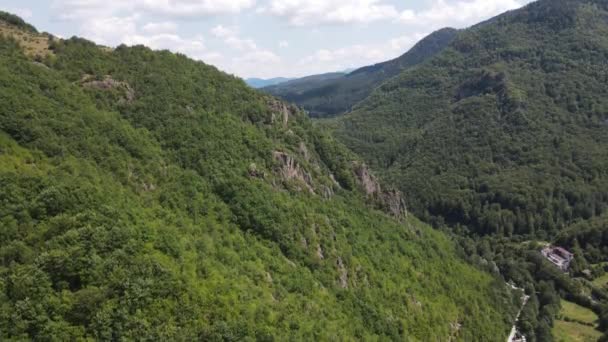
left=272, top=151, right=314, bottom=193
left=248, top=163, right=265, bottom=178
left=353, top=162, right=407, bottom=219
left=32, top=61, right=49, bottom=69
left=267, top=98, right=296, bottom=128
left=316, top=244, right=325, bottom=260
left=329, top=174, right=340, bottom=187
left=353, top=162, right=381, bottom=195
left=321, top=185, right=334, bottom=199
left=381, top=189, right=408, bottom=219
left=301, top=237, right=308, bottom=249
left=82, top=75, right=135, bottom=104
left=142, top=182, right=156, bottom=192
left=337, top=257, right=348, bottom=289
left=448, top=321, right=462, bottom=342
left=298, top=141, right=310, bottom=161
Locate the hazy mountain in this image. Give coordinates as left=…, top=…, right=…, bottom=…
left=245, top=77, right=294, bottom=88
left=262, top=71, right=346, bottom=96
left=264, top=28, right=458, bottom=117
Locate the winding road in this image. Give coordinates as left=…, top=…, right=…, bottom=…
left=507, top=285, right=530, bottom=342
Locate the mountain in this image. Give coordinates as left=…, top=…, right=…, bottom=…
left=245, top=77, right=294, bottom=88
left=330, top=0, right=608, bottom=337
left=251, top=69, right=357, bottom=91
left=262, top=71, right=347, bottom=98
left=0, top=13, right=518, bottom=340
left=264, top=28, right=458, bottom=117
left=334, top=0, right=608, bottom=238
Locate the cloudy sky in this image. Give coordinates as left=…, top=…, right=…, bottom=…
left=2, top=0, right=534, bottom=78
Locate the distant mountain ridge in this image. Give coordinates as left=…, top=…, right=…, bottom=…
left=264, top=27, right=459, bottom=117
left=245, top=77, right=294, bottom=88
left=246, top=68, right=356, bottom=89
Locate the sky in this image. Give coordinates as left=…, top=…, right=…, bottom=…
left=1, top=0, right=534, bottom=79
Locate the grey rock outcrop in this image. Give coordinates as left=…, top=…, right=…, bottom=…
left=353, top=162, right=407, bottom=219
left=273, top=151, right=314, bottom=193
left=337, top=257, right=348, bottom=289
left=81, top=74, right=135, bottom=104
left=268, top=98, right=296, bottom=128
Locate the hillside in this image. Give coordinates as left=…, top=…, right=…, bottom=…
left=264, top=71, right=347, bottom=93
left=327, top=1, right=608, bottom=339
left=334, top=0, right=608, bottom=239
left=264, top=28, right=458, bottom=117
left=261, top=71, right=347, bottom=111
left=0, top=16, right=518, bottom=340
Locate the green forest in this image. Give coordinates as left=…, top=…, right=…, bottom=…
left=0, top=13, right=521, bottom=340
left=327, top=0, right=608, bottom=340
left=335, top=0, right=608, bottom=239
left=4, top=0, right=608, bottom=340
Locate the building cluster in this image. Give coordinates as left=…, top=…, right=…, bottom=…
left=541, top=246, right=574, bottom=272
left=510, top=331, right=527, bottom=342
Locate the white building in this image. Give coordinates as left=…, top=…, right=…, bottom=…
left=541, top=246, right=574, bottom=272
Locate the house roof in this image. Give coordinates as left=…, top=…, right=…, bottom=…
left=554, top=247, right=573, bottom=257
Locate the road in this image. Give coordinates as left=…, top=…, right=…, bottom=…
left=507, top=285, right=530, bottom=342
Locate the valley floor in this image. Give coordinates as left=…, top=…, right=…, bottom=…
left=552, top=300, right=602, bottom=342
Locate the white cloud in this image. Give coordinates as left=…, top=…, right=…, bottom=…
left=301, top=45, right=382, bottom=66
left=285, top=0, right=530, bottom=77
left=51, top=0, right=132, bottom=20
left=139, top=0, right=256, bottom=17
left=399, top=0, right=524, bottom=28
left=126, top=33, right=207, bottom=57
left=80, top=16, right=139, bottom=46
left=226, top=36, right=257, bottom=50
left=44, top=0, right=532, bottom=78
left=5, top=7, right=33, bottom=19
left=208, top=24, right=281, bottom=76
left=389, top=33, right=426, bottom=51
left=211, top=25, right=235, bottom=38
left=77, top=15, right=220, bottom=64
left=236, top=50, right=280, bottom=64
left=228, top=49, right=282, bottom=79
left=142, top=21, right=178, bottom=34
left=265, top=0, right=398, bottom=26
left=52, top=0, right=255, bottom=20
left=211, top=25, right=257, bottom=50
left=299, top=31, right=426, bottom=75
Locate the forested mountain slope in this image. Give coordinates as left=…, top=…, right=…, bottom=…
left=334, top=0, right=608, bottom=240
left=0, top=15, right=518, bottom=340
left=327, top=2, right=608, bottom=340
left=264, top=28, right=458, bottom=117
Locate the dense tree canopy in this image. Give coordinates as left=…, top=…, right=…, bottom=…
left=333, top=0, right=608, bottom=240
left=322, top=0, right=608, bottom=339
left=0, top=19, right=518, bottom=340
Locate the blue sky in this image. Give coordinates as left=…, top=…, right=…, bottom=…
left=2, top=0, right=533, bottom=78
